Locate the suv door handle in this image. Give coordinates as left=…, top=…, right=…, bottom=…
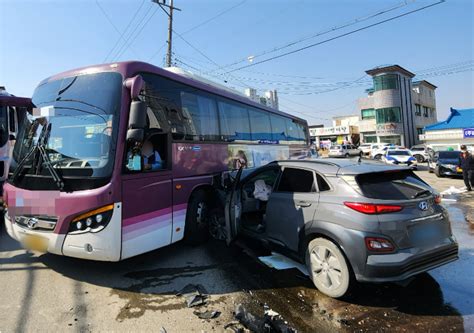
left=296, top=201, right=312, bottom=208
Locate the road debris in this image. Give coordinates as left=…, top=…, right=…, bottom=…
left=440, top=186, right=467, bottom=196
left=176, top=284, right=209, bottom=308
left=258, top=252, right=309, bottom=276
left=233, top=304, right=297, bottom=333
left=193, top=310, right=221, bottom=320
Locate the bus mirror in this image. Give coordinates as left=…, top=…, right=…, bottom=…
left=124, top=75, right=144, bottom=100
left=129, top=100, right=147, bottom=129
left=126, top=128, right=144, bottom=143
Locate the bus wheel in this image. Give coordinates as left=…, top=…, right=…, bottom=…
left=208, top=208, right=226, bottom=241
left=183, top=190, right=210, bottom=245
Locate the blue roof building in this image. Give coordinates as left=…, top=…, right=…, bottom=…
left=422, top=108, right=474, bottom=151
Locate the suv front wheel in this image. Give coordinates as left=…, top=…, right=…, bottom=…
left=306, top=237, right=352, bottom=298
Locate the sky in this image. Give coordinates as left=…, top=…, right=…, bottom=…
left=0, top=0, right=473, bottom=126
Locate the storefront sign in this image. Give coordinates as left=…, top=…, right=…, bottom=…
left=310, top=125, right=349, bottom=137
left=376, top=123, right=403, bottom=135
left=463, top=128, right=474, bottom=138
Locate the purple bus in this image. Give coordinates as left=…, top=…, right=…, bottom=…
left=3, top=61, right=309, bottom=261
left=0, top=91, right=31, bottom=197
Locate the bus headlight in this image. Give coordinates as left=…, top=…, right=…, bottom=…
left=69, top=204, right=114, bottom=234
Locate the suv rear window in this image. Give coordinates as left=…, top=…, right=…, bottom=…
left=356, top=170, right=431, bottom=200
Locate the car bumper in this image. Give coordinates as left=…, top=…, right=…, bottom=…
left=357, top=237, right=458, bottom=283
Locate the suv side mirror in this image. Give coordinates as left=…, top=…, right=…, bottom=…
left=127, top=100, right=147, bottom=142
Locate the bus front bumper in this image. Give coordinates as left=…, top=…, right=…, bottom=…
left=4, top=204, right=122, bottom=261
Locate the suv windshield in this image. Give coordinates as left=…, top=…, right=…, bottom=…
left=356, top=170, right=431, bottom=200
left=9, top=72, right=122, bottom=191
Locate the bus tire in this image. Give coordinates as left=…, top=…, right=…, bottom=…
left=183, top=190, right=210, bottom=245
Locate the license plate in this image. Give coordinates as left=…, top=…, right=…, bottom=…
left=22, top=234, right=48, bottom=252
left=409, top=223, right=443, bottom=245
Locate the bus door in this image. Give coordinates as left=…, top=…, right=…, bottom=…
left=121, top=132, right=173, bottom=259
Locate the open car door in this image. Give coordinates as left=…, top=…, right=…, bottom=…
left=224, top=167, right=243, bottom=245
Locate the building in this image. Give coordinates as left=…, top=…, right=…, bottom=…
left=244, top=88, right=279, bottom=110
left=309, top=115, right=360, bottom=148
left=421, top=107, right=474, bottom=151
left=357, top=65, right=438, bottom=147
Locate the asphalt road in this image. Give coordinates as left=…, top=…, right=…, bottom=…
left=0, top=165, right=472, bottom=332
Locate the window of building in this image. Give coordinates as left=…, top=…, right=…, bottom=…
left=414, top=104, right=421, bottom=116
left=248, top=109, right=272, bottom=142
left=180, top=92, right=220, bottom=141
left=373, top=74, right=398, bottom=91
left=423, top=106, right=429, bottom=117
left=417, top=128, right=424, bottom=135
left=361, top=108, right=376, bottom=120
left=277, top=168, right=315, bottom=193
left=375, top=107, right=401, bottom=124
left=430, top=108, right=436, bottom=118
left=218, top=100, right=251, bottom=142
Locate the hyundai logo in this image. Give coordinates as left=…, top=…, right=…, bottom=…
left=418, top=201, right=429, bottom=211
left=26, top=218, right=38, bottom=229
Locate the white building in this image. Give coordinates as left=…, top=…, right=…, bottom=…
left=357, top=65, right=438, bottom=147
left=244, top=88, right=279, bottom=110
left=309, top=114, right=360, bottom=148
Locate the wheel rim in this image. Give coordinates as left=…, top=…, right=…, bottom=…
left=208, top=213, right=226, bottom=240
left=310, top=245, right=343, bottom=290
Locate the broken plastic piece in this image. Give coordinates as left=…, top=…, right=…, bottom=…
left=193, top=310, right=221, bottom=319
left=176, top=284, right=209, bottom=308
left=258, top=252, right=309, bottom=276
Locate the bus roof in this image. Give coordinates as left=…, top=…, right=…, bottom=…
left=0, top=95, right=31, bottom=107
left=39, top=61, right=307, bottom=124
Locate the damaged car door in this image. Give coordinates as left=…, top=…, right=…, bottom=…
left=224, top=167, right=243, bottom=245
left=265, top=167, right=320, bottom=252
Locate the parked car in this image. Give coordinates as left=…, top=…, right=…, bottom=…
left=213, top=160, right=458, bottom=298
left=382, top=149, right=418, bottom=169
left=328, top=144, right=361, bottom=158
left=410, top=145, right=430, bottom=163
left=371, top=144, right=398, bottom=160
left=427, top=150, right=463, bottom=177
left=358, top=143, right=373, bottom=156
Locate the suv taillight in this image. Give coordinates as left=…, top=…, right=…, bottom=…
left=365, top=237, right=395, bottom=252
left=344, top=202, right=403, bottom=214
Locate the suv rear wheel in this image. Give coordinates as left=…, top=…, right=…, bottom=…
left=306, top=238, right=352, bottom=298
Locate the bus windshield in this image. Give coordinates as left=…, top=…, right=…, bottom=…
left=9, top=72, right=122, bottom=191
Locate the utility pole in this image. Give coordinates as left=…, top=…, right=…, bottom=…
left=152, top=0, right=181, bottom=67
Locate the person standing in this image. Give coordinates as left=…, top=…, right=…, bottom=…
left=458, top=145, right=474, bottom=191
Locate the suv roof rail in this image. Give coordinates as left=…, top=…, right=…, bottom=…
left=271, top=159, right=343, bottom=168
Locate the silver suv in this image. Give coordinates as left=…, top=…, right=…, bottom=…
left=216, top=159, right=458, bottom=298
left=329, top=144, right=362, bottom=158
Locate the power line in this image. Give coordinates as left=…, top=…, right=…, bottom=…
left=102, top=0, right=146, bottom=63
left=95, top=0, right=139, bottom=60
left=113, top=4, right=158, bottom=61
left=148, top=0, right=247, bottom=63
left=181, top=0, right=247, bottom=35
left=207, top=0, right=416, bottom=74
left=224, top=0, right=446, bottom=74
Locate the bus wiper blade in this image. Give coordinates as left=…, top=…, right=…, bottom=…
left=11, top=145, right=37, bottom=182
left=412, top=189, right=431, bottom=199
left=37, top=144, right=65, bottom=191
